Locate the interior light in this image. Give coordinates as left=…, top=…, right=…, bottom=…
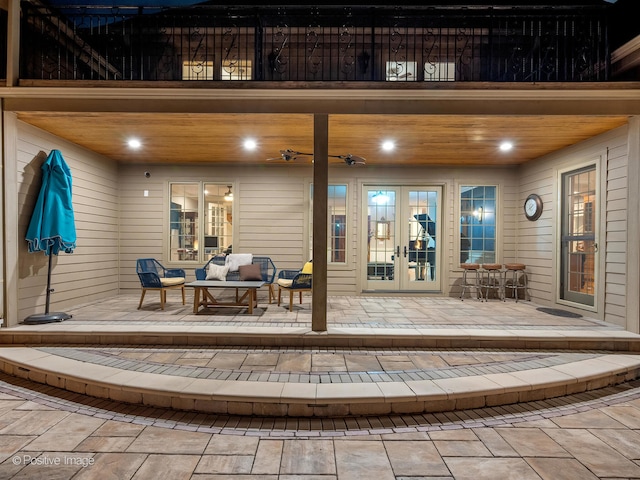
left=243, top=139, right=257, bottom=150
left=372, top=191, right=389, bottom=205
left=128, top=138, right=142, bottom=149
left=224, top=185, right=233, bottom=201
left=382, top=140, right=395, bottom=151
left=499, top=141, right=513, bottom=152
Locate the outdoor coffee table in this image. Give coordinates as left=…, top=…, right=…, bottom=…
left=186, top=280, right=265, bottom=314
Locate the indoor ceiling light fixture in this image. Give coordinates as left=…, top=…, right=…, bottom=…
left=224, top=186, right=233, bottom=201
left=372, top=191, right=389, bottom=205
left=267, top=149, right=366, bottom=165
left=382, top=140, right=395, bottom=151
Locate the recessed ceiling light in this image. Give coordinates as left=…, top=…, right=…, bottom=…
left=243, top=139, right=257, bottom=150
left=499, top=141, right=513, bottom=152
left=128, top=138, right=142, bottom=149
left=382, top=140, right=395, bottom=151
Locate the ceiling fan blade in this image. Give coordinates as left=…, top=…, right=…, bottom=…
left=339, top=154, right=366, bottom=165
left=267, top=149, right=314, bottom=162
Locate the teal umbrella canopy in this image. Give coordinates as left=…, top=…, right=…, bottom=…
left=26, top=150, right=76, bottom=255
left=24, top=150, right=76, bottom=324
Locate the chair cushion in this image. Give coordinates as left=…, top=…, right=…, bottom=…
left=239, top=263, right=262, bottom=281
left=301, top=261, right=313, bottom=274
left=206, top=263, right=229, bottom=281
left=277, top=278, right=293, bottom=288
left=160, top=277, right=185, bottom=287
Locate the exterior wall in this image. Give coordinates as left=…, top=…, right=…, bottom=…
left=15, top=122, right=119, bottom=326
left=118, top=163, right=519, bottom=297
left=518, top=125, right=629, bottom=325
left=118, top=164, right=311, bottom=291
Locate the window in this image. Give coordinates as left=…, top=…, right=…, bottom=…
left=385, top=61, right=417, bottom=81
left=424, top=61, right=456, bottom=81
left=329, top=185, right=347, bottom=263
left=221, top=59, right=252, bottom=80
left=169, top=183, right=233, bottom=262
left=310, top=184, right=348, bottom=264
left=460, top=186, right=496, bottom=264
left=182, top=61, right=214, bottom=80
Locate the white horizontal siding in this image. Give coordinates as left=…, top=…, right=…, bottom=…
left=518, top=124, right=629, bottom=325
left=16, top=122, right=119, bottom=323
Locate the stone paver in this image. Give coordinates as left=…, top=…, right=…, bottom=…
left=0, top=377, right=636, bottom=479
left=0, top=294, right=638, bottom=478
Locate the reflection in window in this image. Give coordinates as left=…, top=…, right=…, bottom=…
left=460, top=186, right=496, bottom=264
left=169, top=183, right=233, bottom=262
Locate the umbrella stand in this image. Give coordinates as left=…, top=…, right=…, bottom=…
left=23, top=248, right=72, bottom=324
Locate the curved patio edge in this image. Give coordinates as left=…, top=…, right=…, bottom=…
left=0, top=347, right=638, bottom=417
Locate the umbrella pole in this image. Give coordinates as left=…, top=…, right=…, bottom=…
left=44, top=251, right=53, bottom=314
left=23, top=248, right=72, bottom=324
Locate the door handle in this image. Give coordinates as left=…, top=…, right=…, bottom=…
left=396, top=245, right=400, bottom=257
left=403, top=246, right=407, bottom=258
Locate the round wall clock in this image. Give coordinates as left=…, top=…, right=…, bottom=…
left=524, top=194, right=543, bottom=221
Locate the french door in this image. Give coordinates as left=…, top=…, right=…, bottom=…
left=363, top=186, right=441, bottom=292
left=560, top=165, right=597, bottom=307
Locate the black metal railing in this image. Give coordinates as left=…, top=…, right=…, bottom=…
left=20, top=4, right=611, bottom=83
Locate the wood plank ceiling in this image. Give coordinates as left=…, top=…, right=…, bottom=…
left=15, top=111, right=629, bottom=166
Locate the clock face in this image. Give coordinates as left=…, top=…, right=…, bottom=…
left=524, top=194, right=543, bottom=221
left=525, top=199, right=537, bottom=215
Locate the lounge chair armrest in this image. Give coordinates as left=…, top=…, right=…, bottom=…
left=278, top=269, right=300, bottom=280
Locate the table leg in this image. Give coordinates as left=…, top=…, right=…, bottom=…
left=248, top=288, right=254, bottom=314
left=192, top=287, right=200, bottom=314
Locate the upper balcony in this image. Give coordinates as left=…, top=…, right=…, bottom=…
left=10, top=3, right=628, bottom=86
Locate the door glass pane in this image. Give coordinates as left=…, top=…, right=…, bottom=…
left=408, top=190, right=437, bottom=282
left=367, top=190, right=396, bottom=280
left=203, top=184, right=233, bottom=258
left=563, top=168, right=596, bottom=303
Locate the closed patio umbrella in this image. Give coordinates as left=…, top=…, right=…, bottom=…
left=24, top=150, right=77, bottom=324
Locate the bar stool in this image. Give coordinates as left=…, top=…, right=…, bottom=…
left=504, top=263, right=528, bottom=302
left=460, top=263, right=483, bottom=301
left=481, top=263, right=504, bottom=301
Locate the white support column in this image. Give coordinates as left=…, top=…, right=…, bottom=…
left=626, top=116, right=640, bottom=333
left=2, top=112, right=19, bottom=326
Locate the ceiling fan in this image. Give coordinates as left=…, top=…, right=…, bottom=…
left=266, top=149, right=366, bottom=165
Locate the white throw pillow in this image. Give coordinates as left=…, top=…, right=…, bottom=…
left=206, top=263, right=229, bottom=281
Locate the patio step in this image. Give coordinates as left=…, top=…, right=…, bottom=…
left=2, top=325, right=640, bottom=350
left=0, top=345, right=638, bottom=417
